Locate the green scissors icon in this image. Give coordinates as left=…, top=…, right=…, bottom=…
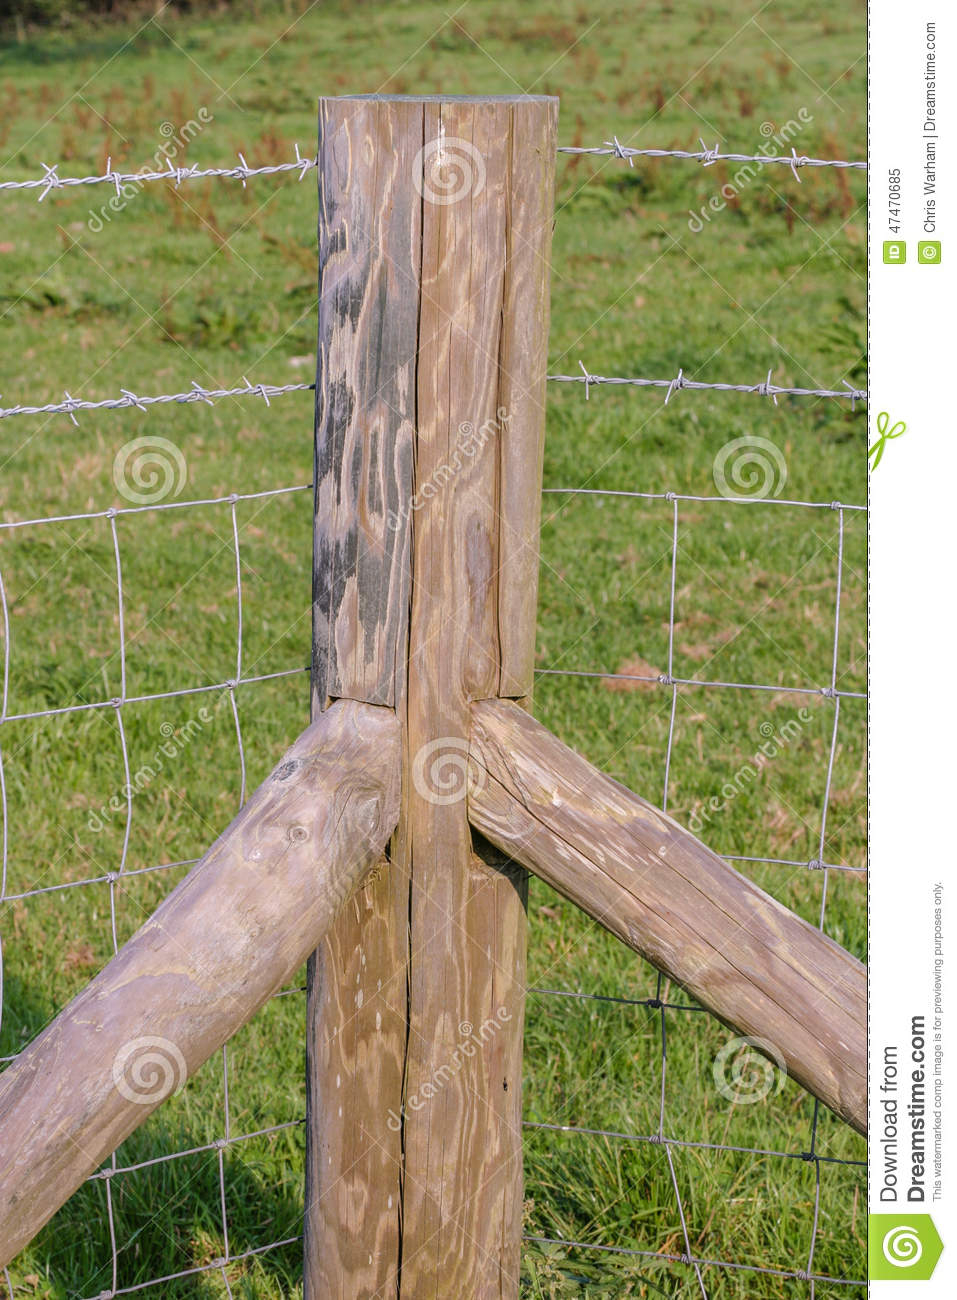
left=869, top=412, right=906, bottom=470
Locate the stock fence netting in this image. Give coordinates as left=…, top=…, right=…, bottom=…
left=1, top=131, right=867, bottom=1297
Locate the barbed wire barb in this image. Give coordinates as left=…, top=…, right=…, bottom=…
left=0, top=364, right=867, bottom=423
left=759, top=369, right=779, bottom=405
left=37, top=162, right=61, bottom=202
left=293, top=142, right=313, bottom=182
left=559, top=139, right=866, bottom=171
left=606, top=135, right=634, bottom=167
left=551, top=364, right=867, bottom=406
left=0, top=377, right=315, bottom=422
left=0, top=137, right=866, bottom=198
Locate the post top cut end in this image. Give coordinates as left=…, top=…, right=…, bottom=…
left=321, top=93, right=559, bottom=104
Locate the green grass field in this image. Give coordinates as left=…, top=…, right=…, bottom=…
left=0, top=1, right=866, bottom=1295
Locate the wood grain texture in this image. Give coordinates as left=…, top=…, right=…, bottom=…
left=399, top=97, right=556, bottom=1299
left=467, top=698, right=866, bottom=1136
left=0, top=700, right=400, bottom=1270
left=305, top=97, right=421, bottom=1298
left=311, top=97, right=420, bottom=711
left=305, top=95, right=557, bottom=1300
left=304, top=848, right=408, bottom=1299
left=496, top=101, right=557, bottom=700
left=399, top=97, right=516, bottom=1297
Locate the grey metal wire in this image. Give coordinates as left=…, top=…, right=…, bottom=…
left=0, top=148, right=317, bottom=199
left=552, top=361, right=867, bottom=406
left=0, top=476, right=866, bottom=1292
left=526, top=477, right=865, bottom=1295
left=78, top=1238, right=302, bottom=1300
left=559, top=136, right=866, bottom=179
left=0, top=138, right=865, bottom=202
left=523, top=1121, right=864, bottom=1169
left=0, top=473, right=867, bottom=1292
left=0, top=476, right=313, bottom=1293
left=0, top=367, right=866, bottom=423
left=0, top=378, right=313, bottom=422
left=523, top=1235, right=865, bottom=1288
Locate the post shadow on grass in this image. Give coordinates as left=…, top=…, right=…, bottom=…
left=0, top=964, right=306, bottom=1293
left=18, top=1114, right=306, bottom=1297
left=521, top=1239, right=687, bottom=1298
left=0, top=969, right=55, bottom=1062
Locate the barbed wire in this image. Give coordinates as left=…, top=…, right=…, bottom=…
left=0, top=365, right=865, bottom=424
left=552, top=362, right=867, bottom=406
left=0, top=378, right=314, bottom=422
left=0, top=148, right=317, bottom=200
left=0, top=137, right=866, bottom=201
left=560, top=136, right=867, bottom=182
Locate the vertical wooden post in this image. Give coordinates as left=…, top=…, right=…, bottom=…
left=305, top=95, right=557, bottom=1298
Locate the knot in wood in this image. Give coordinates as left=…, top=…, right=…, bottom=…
left=354, top=794, right=383, bottom=839
left=274, top=759, right=302, bottom=782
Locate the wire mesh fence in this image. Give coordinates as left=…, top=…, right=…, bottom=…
left=521, top=482, right=865, bottom=1293
left=1, top=123, right=866, bottom=1297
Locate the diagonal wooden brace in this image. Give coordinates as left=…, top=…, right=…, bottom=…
left=0, top=700, right=401, bottom=1268
left=0, top=690, right=865, bottom=1271
left=467, top=698, right=866, bottom=1136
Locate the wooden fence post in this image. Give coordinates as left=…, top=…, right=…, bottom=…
left=305, top=94, right=557, bottom=1297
